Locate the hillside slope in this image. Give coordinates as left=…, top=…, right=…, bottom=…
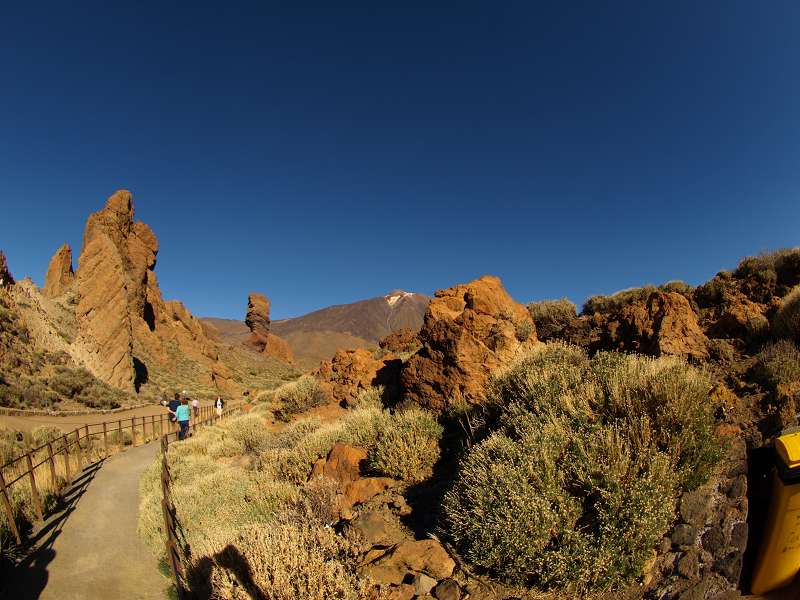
left=203, top=291, right=429, bottom=370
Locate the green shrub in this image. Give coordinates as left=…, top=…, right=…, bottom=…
left=369, top=407, right=442, bottom=481
left=527, top=298, right=577, bottom=340
left=774, top=285, right=800, bottom=341
left=755, top=340, right=800, bottom=389
left=225, top=414, right=272, bottom=453
left=441, top=344, right=722, bottom=592
left=272, top=375, right=326, bottom=421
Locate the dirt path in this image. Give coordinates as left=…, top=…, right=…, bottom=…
left=4, top=442, right=168, bottom=600
left=0, top=400, right=216, bottom=433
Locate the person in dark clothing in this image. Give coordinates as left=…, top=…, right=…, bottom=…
left=168, top=392, right=181, bottom=423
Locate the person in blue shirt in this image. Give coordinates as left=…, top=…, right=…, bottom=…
left=175, top=397, right=191, bottom=440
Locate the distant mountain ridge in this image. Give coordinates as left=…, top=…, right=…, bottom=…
left=202, top=291, right=429, bottom=370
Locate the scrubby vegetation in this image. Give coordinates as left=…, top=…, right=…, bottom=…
left=755, top=340, right=800, bottom=389
left=582, top=281, right=694, bottom=316
left=139, top=391, right=443, bottom=597
left=440, top=344, right=722, bottom=592
left=735, top=247, right=800, bottom=287
left=582, top=286, right=658, bottom=315
left=773, top=284, right=800, bottom=341
left=527, top=298, right=577, bottom=340
left=368, top=406, right=442, bottom=481
left=270, top=375, right=326, bottom=421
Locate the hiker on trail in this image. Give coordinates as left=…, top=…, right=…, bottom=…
left=191, top=397, right=200, bottom=418
left=176, top=397, right=191, bottom=440
left=215, top=396, right=224, bottom=417
left=168, top=392, right=181, bottom=423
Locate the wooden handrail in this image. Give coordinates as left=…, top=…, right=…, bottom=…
left=0, top=402, right=242, bottom=557
left=159, top=402, right=242, bottom=598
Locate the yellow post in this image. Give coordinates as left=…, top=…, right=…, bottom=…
left=751, top=431, right=800, bottom=594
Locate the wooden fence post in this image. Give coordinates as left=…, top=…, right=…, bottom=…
left=84, top=425, right=90, bottom=463
left=46, top=442, right=57, bottom=490
left=132, top=417, right=137, bottom=447
left=75, top=430, right=85, bottom=472
left=117, top=419, right=122, bottom=449
left=62, top=435, right=72, bottom=485
left=25, top=453, right=44, bottom=520
left=0, top=470, right=21, bottom=545
left=103, top=422, right=108, bottom=458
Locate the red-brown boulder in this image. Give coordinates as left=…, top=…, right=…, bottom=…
left=602, top=291, right=709, bottom=361
left=316, top=348, right=400, bottom=406
left=400, top=275, right=538, bottom=412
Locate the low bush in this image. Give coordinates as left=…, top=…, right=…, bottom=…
left=441, top=343, right=722, bottom=592
left=272, top=375, right=326, bottom=421
left=47, top=366, right=126, bottom=409
left=369, top=407, right=442, bottom=481
left=527, top=298, right=577, bottom=340
left=225, top=414, right=272, bottom=453
left=755, top=340, right=800, bottom=389
left=774, top=285, right=800, bottom=341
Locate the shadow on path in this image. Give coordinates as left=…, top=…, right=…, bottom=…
left=1, top=459, right=104, bottom=600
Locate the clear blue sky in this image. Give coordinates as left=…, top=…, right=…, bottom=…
left=1, top=2, right=799, bottom=320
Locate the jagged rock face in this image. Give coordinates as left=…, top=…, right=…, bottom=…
left=246, top=293, right=271, bottom=333
left=401, top=275, right=538, bottom=412
left=316, top=348, right=401, bottom=406
left=43, top=244, right=75, bottom=298
left=75, top=197, right=137, bottom=391
left=0, top=251, right=13, bottom=287
left=602, top=291, right=710, bottom=361
left=264, top=332, right=293, bottom=363
left=245, top=292, right=271, bottom=350
left=74, top=190, right=238, bottom=394
left=379, top=328, right=419, bottom=354
left=242, top=292, right=293, bottom=363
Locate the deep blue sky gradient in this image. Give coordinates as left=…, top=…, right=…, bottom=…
left=1, top=2, right=799, bottom=319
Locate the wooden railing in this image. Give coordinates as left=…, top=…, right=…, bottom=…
left=159, top=402, right=242, bottom=599
left=0, top=403, right=237, bottom=545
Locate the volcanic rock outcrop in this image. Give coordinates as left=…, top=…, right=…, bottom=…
left=245, top=293, right=271, bottom=349
left=74, top=192, right=142, bottom=391
left=316, top=348, right=401, bottom=406
left=74, top=190, right=237, bottom=393
left=244, top=292, right=294, bottom=363
left=600, top=291, right=710, bottom=361
left=0, top=251, right=13, bottom=287
left=43, top=244, right=75, bottom=298
left=401, top=275, right=538, bottom=412
left=378, top=328, right=419, bottom=354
